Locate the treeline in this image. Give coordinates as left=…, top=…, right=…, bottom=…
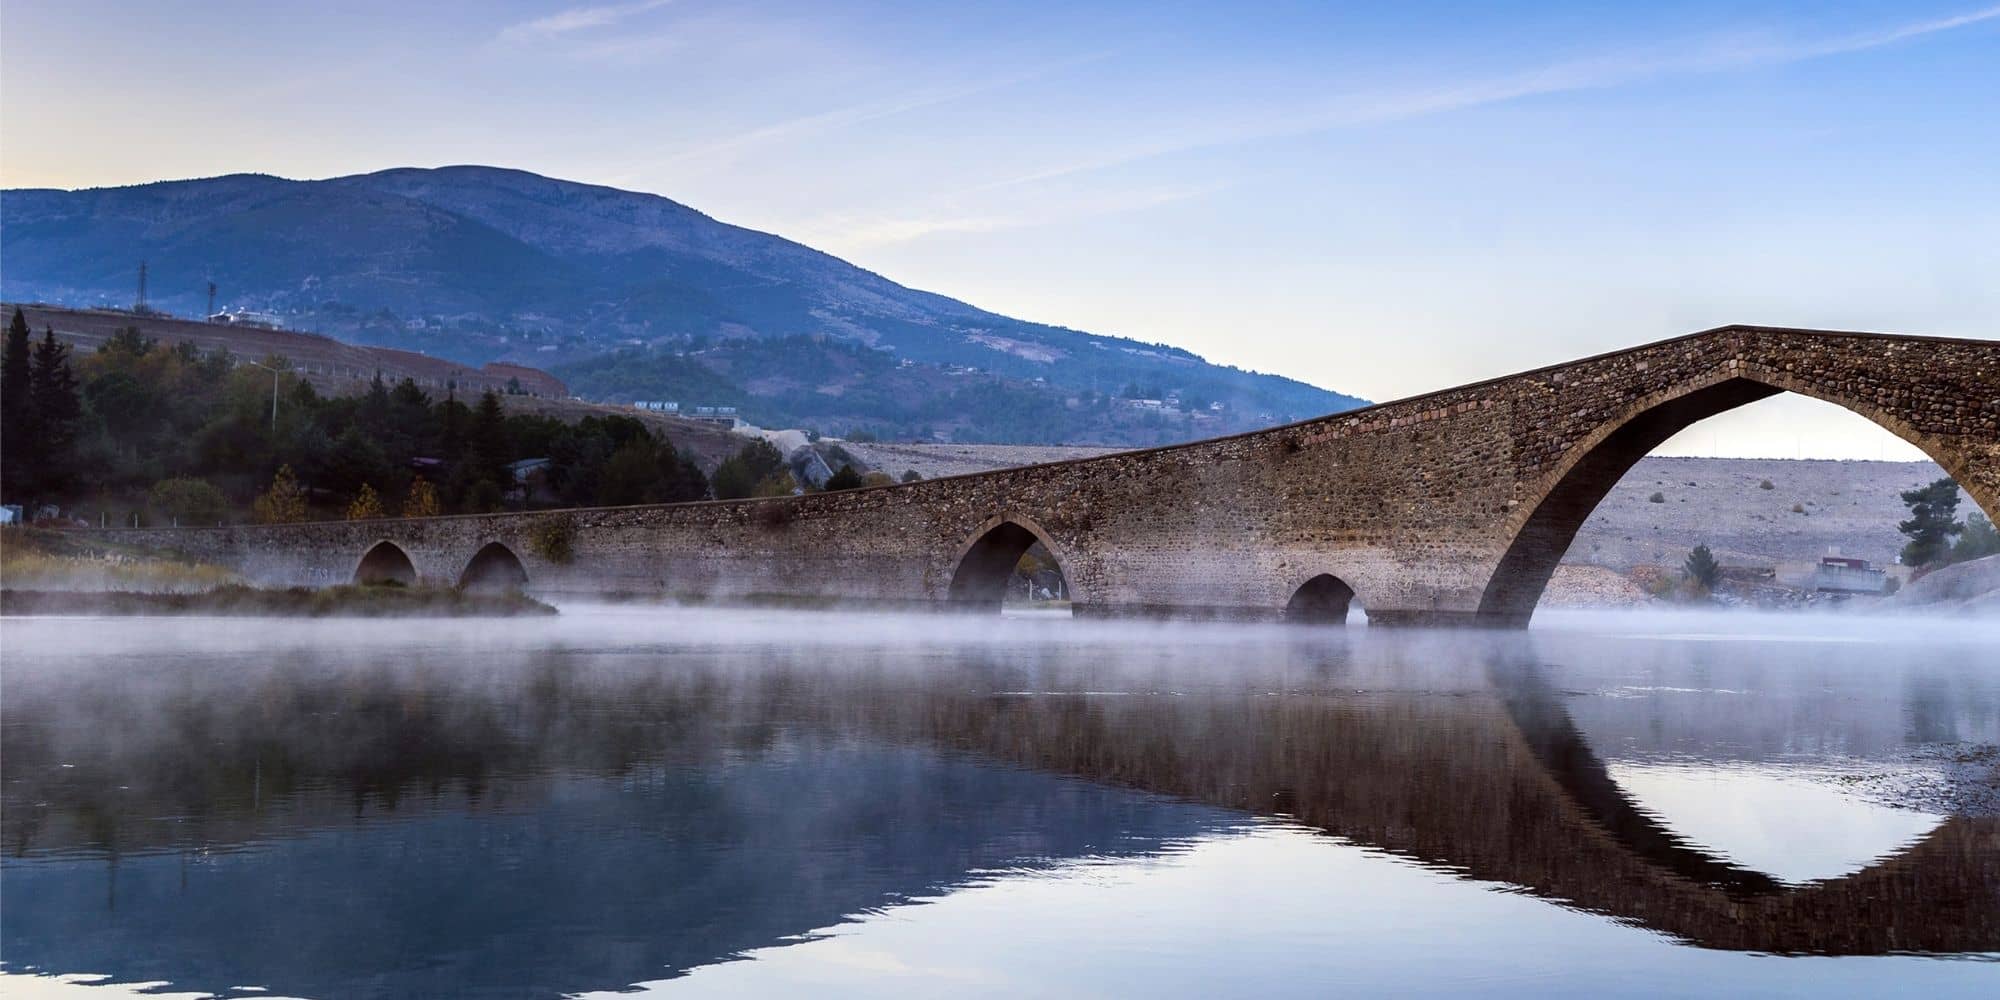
left=0, top=308, right=717, bottom=524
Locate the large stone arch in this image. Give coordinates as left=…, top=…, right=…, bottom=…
left=353, top=540, right=419, bottom=586
left=458, top=541, right=529, bottom=593
left=1479, top=368, right=2000, bottom=624
left=946, top=514, right=1079, bottom=611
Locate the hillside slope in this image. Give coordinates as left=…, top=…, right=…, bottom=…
left=2, top=166, right=1363, bottom=444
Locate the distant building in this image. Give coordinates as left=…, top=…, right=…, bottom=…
left=509, top=457, right=552, bottom=483
left=688, top=405, right=739, bottom=427
left=1812, top=556, right=1888, bottom=594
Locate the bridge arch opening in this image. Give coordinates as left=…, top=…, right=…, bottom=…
left=948, top=519, right=1070, bottom=614
left=1480, top=378, right=1995, bottom=624
left=354, top=541, right=418, bottom=587
left=458, top=542, right=529, bottom=594
left=1285, top=574, right=1361, bottom=625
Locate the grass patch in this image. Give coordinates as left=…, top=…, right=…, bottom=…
left=2, top=527, right=237, bottom=593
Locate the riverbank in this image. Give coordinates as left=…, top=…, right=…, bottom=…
left=0, top=584, right=556, bottom=617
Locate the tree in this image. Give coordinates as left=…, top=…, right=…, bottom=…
left=599, top=441, right=664, bottom=505
left=401, top=476, right=441, bottom=518
left=1952, top=511, right=2000, bottom=564
left=1, top=307, right=35, bottom=498
left=712, top=440, right=787, bottom=499
left=468, top=389, right=511, bottom=486
left=27, top=328, right=82, bottom=494
left=345, top=483, right=385, bottom=520
left=149, top=476, right=228, bottom=524
left=1683, top=543, right=1721, bottom=592
left=1898, top=477, right=1963, bottom=568
left=823, top=464, right=865, bottom=491
left=252, top=464, right=310, bottom=523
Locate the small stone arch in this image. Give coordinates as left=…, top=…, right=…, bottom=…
left=1285, top=573, right=1360, bottom=624
left=947, top=515, right=1076, bottom=611
left=458, top=541, right=529, bottom=594
left=354, top=540, right=418, bottom=587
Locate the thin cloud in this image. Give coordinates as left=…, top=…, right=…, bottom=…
left=632, top=47, right=1123, bottom=178
left=975, top=3, right=2000, bottom=192
left=820, top=181, right=1232, bottom=249
left=498, top=0, right=674, bottom=44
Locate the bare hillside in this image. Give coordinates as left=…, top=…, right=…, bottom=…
left=1569, top=457, right=1949, bottom=575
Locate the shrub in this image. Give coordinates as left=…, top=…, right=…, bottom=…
left=753, top=502, right=793, bottom=529
left=824, top=464, right=865, bottom=491
left=149, top=477, right=228, bottom=525
left=900, top=470, right=922, bottom=483
left=529, top=515, right=576, bottom=564
left=1792, top=503, right=1806, bottom=514
left=1648, top=492, right=1665, bottom=503
left=1759, top=479, right=1774, bottom=490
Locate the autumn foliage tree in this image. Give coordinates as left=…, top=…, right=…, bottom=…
left=252, top=464, right=310, bottom=523
left=345, top=483, right=385, bottom=520
left=401, top=476, right=440, bottom=518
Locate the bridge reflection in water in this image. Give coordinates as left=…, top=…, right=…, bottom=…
left=2, top=614, right=1996, bottom=997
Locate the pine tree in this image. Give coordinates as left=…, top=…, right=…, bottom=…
left=1, top=307, right=35, bottom=498
left=27, top=328, right=82, bottom=495
left=470, top=389, right=510, bottom=484
left=1898, top=478, right=1963, bottom=569
left=345, top=483, right=385, bottom=520
left=1683, top=543, right=1721, bottom=592
left=252, top=464, right=310, bottom=523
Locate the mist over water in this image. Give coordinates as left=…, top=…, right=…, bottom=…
left=3, top=607, right=1997, bottom=998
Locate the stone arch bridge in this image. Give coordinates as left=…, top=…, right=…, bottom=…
left=110, top=325, right=1998, bottom=625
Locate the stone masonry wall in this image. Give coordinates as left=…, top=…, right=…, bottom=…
left=104, top=326, right=1999, bottom=624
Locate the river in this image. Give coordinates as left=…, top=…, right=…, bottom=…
left=3, top=607, right=1996, bottom=997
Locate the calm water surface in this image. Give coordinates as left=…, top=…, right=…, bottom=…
left=2, top=607, right=1997, bottom=998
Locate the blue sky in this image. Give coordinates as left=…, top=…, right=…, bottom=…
left=4, top=1, right=1995, bottom=458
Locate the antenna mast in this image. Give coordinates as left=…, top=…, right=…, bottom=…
left=136, top=261, right=149, bottom=312
left=207, top=280, right=218, bottom=318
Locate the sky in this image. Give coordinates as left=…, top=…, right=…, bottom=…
left=4, top=1, right=1995, bottom=459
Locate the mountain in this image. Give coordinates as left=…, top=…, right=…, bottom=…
left=1, top=166, right=1365, bottom=444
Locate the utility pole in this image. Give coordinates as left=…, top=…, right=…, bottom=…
left=245, top=359, right=285, bottom=436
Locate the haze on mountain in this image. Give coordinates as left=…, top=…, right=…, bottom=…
left=1, top=166, right=1363, bottom=445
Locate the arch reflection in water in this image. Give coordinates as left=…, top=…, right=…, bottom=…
left=2, top=612, right=1994, bottom=999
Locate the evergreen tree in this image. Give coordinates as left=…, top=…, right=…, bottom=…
left=1, top=307, right=35, bottom=498
left=711, top=440, right=786, bottom=499
left=469, top=390, right=511, bottom=485
left=28, top=328, right=82, bottom=495
left=1952, top=511, right=2000, bottom=564
left=823, top=464, right=864, bottom=491
left=1683, top=543, right=1721, bottom=591
left=1898, top=477, right=1963, bottom=568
